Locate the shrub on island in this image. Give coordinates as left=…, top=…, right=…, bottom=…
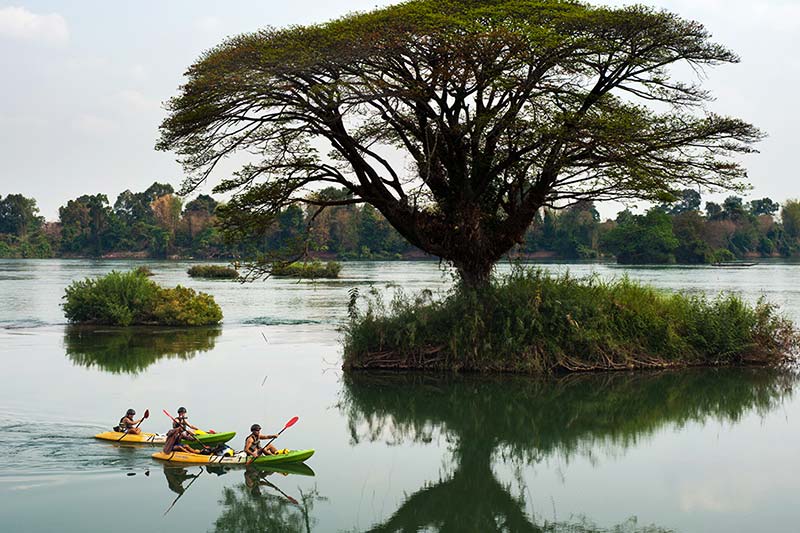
left=272, top=260, right=341, bottom=279
left=343, top=269, right=799, bottom=373
left=63, top=270, right=222, bottom=326
left=134, top=265, right=155, bottom=276
left=187, top=265, right=240, bottom=279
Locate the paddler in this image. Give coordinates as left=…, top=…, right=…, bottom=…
left=115, top=408, right=144, bottom=435
left=244, top=424, right=280, bottom=458
left=162, top=422, right=200, bottom=454
left=175, top=407, right=200, bottom=433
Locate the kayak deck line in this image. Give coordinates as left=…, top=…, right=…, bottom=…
left=94, top=431, right=236, bottom=447
left=152, top=449, right=315, bottom=465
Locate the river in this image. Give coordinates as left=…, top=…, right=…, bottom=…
left=1, top=258, right=799, bottom=532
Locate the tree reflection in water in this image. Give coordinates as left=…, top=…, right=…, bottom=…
left=340, top=368, right=796, bottom=532
left=64, top=325, right=220, bottom=374
left=213, top=468, right=325, bottom=533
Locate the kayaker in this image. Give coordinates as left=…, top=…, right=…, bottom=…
left=115, top=408, right=144, bottom=435
left=162, top=423, right=199, bottom=455
left=244, top=424, right=279, bottom=458
left=175, top=406, right=200, bottom=433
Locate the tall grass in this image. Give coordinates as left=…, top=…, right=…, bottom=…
left=343, top=269, right=799, bottom=373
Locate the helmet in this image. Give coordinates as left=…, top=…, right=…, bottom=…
left=126, top=409, right=135, bottom=416
left=250, top=424, right=261, bottom=432
left=177, top=406, right=187, bottom=414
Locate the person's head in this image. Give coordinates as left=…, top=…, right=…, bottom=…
left=126, top=408, right=135, bottom=417
left=250, top=424, right=261, bottom=434
left=177, top=407, right=187, bottom=416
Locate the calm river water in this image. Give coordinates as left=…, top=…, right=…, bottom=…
left=1, top=259, right=799, bottom=532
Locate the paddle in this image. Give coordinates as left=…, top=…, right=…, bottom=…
left=262, top=476, right=298, bottom=505
left=163, top=466, right=203, bottom=516
left=163, top=409, right=216, bottom=435
left=117, top=409, right=149, bottom=442
left=247, top=416, right=299, bottom=465
left=162, top=410, right=211, bottom=452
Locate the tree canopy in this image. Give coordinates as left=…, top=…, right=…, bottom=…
left=163, top=0, right=758, bottom=283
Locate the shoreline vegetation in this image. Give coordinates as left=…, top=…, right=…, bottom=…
left=343, top=269, right=799, bottom=374
left=1, top=189, right=800, bottom=266
left=63, top=270, right=222, bottom=326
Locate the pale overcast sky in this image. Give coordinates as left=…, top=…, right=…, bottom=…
left=0, top=0, right=798, bottom=220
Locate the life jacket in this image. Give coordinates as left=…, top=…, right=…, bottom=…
left=244, top=432, right=260, bottom=453
left=116, top=416, right=133, bottom=433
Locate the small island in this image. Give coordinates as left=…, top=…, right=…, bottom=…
left=271, top=261, right=341, bottom=279
left=63, top=269, right=222, bottom=326
left=187, top=265, right=240, bottom=279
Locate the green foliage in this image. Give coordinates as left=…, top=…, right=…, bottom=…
left=271, top=260, right=341, bottom=279
left=782, top=199, right=800, bottom=252
left=602, top=209, right=678, bottom=264
left=187, top=265, right=240, bottom=279
left=343, top=269, right=798, bottom=373
left=0, top=194, right=43, bottom=237
left=63, top=270, right=222, bottom=326
left=152, top=286, right=223, bottom=326
left=133, top=265, right=155, bottom=276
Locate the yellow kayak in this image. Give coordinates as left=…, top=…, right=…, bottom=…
left=152, top=449, right=314, bottom=465
left=94, top=430, right=236, bottom=447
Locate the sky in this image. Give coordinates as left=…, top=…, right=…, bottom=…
left=0, top=0, right=798, bottom=221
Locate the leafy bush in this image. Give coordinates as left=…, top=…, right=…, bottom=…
left=63, top=270, right=222, bottom=326
left=343, top=268, right=799, bottom=373
left=152, top=286, right=223, bottom=326
left=134, top=265, right=155, bottom=276
left=271, top=260, right=341, bottom=279
left=187, top=265, right=240, bottom=279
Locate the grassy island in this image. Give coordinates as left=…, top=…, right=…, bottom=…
left=63, top=270, right=222, bottom=326
left=272, top=261, right=341, bottom=279
left=343, top=270, right=799, bottom=373
left=187, top=265, right=240, bottom=279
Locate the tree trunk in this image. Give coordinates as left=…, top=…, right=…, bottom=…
left=454, top=259, right=494, bottom=290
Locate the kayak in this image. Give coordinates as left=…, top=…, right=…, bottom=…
left=94, top=431, right=236, bottom=448
left=152, top=449, right=314, bottom=465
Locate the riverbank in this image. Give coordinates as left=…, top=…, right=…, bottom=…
left=343, top=269, right=799, bottom=373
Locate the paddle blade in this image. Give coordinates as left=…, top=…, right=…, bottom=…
left=284, top=416, right=299, bottom=430
left=208, top=429, right=216, bottom=434
left=143, top=409, right=150, bottom=419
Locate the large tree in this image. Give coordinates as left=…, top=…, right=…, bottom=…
left=159, top=0, right=761, bottom=286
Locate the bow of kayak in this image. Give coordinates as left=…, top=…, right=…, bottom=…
left=152, top=449, right=314, bottom=465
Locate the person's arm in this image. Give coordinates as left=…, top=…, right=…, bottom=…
left=259, top=434, right=279, bottom=440
left=187, top=422, right=199, bottom=431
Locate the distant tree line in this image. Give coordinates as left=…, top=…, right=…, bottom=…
left=523, top=190, right=800, bottom=263
left=0, top=184, right=417, bottom=260
left=1, top=186, right=799, bottom=264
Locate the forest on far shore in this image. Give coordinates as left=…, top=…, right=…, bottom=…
left=1, top=185, right=799, bottom=265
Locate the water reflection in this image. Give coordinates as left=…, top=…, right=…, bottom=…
left=159, top=463, right=322, bottom=531
left=63, top=326, right=221, bottom=374
left=341, top=368, right=796, bottom=532
left=212, top=468, right=324, bottom=533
